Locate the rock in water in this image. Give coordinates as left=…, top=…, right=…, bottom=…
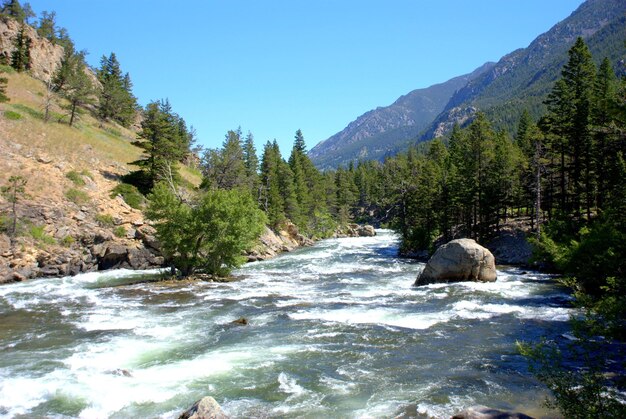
left=179, top=396, right=228, bottom=419
left=452, top=405, right=535, bottom=419
left=415, top=238, right=497, bottom=286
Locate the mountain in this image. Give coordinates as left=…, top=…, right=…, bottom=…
left=308, top=62, right=495, bottom=170
left=311, top=0, right=626, bottom=169
left=421, top=0, right=626, bottom=140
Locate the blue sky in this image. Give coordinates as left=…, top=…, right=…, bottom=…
left=27, top=0, right=584, bottom=154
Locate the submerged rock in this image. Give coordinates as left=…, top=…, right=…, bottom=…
left=231, top=317, right=248, bottom=326
left=415, top=238, right=496, bottom=286
left=179, top=396, right=228, bottom=419
left=452, top=405, right=535, bottom=419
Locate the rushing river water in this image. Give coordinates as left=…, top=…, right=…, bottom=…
left=0, top=230, right=574, bottom=418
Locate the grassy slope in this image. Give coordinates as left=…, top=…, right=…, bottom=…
left=0, top=67, right=202, bottom=191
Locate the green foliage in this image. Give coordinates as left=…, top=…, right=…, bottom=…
left=1, top=0, right=34, bottom=23
left=0, top=75, right=8, bottom=103
left=110, top=183, right=144, bottom=209
left=11, top=103, right=41, bottom=119
left=130, top=99, right=192, bottom=191
left=10, top=24, right=31, bottom=72
left=53, top=49, right=93, bottom=127
left=29, top=225, right=55, bottom=245
left=113, top=226, right=126, bottom=238
left=65, top=188, right=89, bottom=205
left=4, top=110, right=21, bottom=120
left=518, top=336, right=626, bottom=418
left=65, top=170, right=86, bottom=186
left=96, top=53, right=137, bottom=127
left=60, top=235, right=74, bottom=247
left=95, top=213, right=115, bottom=227
left=146, top=183, right=266, bottom=277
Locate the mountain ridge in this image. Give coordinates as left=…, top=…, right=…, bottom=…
left=310, top=0, right=626, bottom=169
left=308, top=62, right=495, bottom=169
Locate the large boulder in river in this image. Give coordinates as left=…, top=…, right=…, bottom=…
left=414, top=238, right=497, bottom=286
left=178, top=396, right=228, bottom=419
left=452, top=405, right=534, bottom=419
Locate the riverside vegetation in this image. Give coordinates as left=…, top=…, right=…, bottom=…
left=1, top=0, right=626, bottom=416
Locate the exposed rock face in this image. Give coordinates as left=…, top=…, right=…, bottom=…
left=452, top=405, right=535, bottom=419
left=0, top=17, right=64, bottom=81
left=335, top=224, right=376, bottom=238
left=486, top=229, right=532, bottom=266
left=246, top=221, right=313, bottom=262
left=415, top=238, right=497, bottom=286
left=179, top=396, right=228, bottom=419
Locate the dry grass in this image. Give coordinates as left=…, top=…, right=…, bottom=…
left=0, top=71, right=202, bottom=187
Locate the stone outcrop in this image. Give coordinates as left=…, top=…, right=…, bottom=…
left=0, top=16, right=64, bottom=81
left=415, top=238, right=497, bottom=286
left=246, top=221, right=313, bottom=262
left=336, top=223, right=376, bottom=238
left=452, top=405, right=535, bottom=419
left=179, top=396, right=228, bottom=419
left=486, top=229, right=532, bottom=266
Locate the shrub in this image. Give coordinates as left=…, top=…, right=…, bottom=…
left=95, top=213, right=115, bottom=227
left=30, top=225, right=56, bottom=245
left=146, top=183, right=267, bottom=277
left=113, top=226, right=126, bottom=238
left=110, top=183, right=144, bottom=209
left=4, top=110, right=22, bottom=120
left=61, top=235, right=75, bottom=247
left=0, top=64, right=16, bottom=74
left=65, top=188, right=90, bottom=205
left=66, top=170, right=86, bottom=186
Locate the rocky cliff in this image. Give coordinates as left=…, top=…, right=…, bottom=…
left=0, top=16, right=64, bottom=81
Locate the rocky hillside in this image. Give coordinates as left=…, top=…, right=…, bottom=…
left=0, top=16, right=63, bottom=80
left=309, top=62, right=494, bottom=170
left=420, top=0, right=626, bottom=140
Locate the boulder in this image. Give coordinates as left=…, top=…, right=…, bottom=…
left=415, top=238, right=496, bottom=286
left=179, top=396, right=228, bottom=419
left=356, top=225, right=376, bottom=237
left=452, top=406, right=535, bottom=419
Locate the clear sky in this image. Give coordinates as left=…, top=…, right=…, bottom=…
left=26, top=0, right=584, bottom=154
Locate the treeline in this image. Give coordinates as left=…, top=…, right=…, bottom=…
left=199, top=129, right=357, bottom=239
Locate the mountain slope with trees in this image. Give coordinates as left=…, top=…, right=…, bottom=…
left=420, top=0, right=626, bottom=140
left=310, top=0, right=626, bottom=169
left=309, top=62, right=494, bottom=169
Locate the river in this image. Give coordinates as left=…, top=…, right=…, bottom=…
left=0, top=230, right=573, bottom=418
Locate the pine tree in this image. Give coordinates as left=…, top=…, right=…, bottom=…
left=201, top=129, right=248, bottom=190
left=1, top=0, right=33, bottom=23
left=243, top=131, right=260, bottom=200
left=36, top=10, right=57, bottom=42
left=260, top=140, right=286, bottom=227
left=542, top=37, right=597, bottom=219
left=97, top=53, right=137, bottom=127
left=10, top=24, right=31, bottom=72
left=131, top=100, right=190, bottom=191
left=53, top=50, right=92, bottom=127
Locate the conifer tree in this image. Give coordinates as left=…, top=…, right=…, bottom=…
left=131, top=100, right=190, bottom=191
left=243, top=131, right=260, bottom=199
left=1, top=0, right=33, bottom=23
left=36, top=11, right=57, bottom=42
left=52, top=50, right=92, bottom=127
left=97, top=53, right=137, bottom=127
left=10, top=24, right=31, bottom=72
left=260, top=140, right=286, bottom=227
left=201, top=129, right=248, bottom=190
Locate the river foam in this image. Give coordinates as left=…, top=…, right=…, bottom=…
left=0, top=230, right=573, bottom=418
